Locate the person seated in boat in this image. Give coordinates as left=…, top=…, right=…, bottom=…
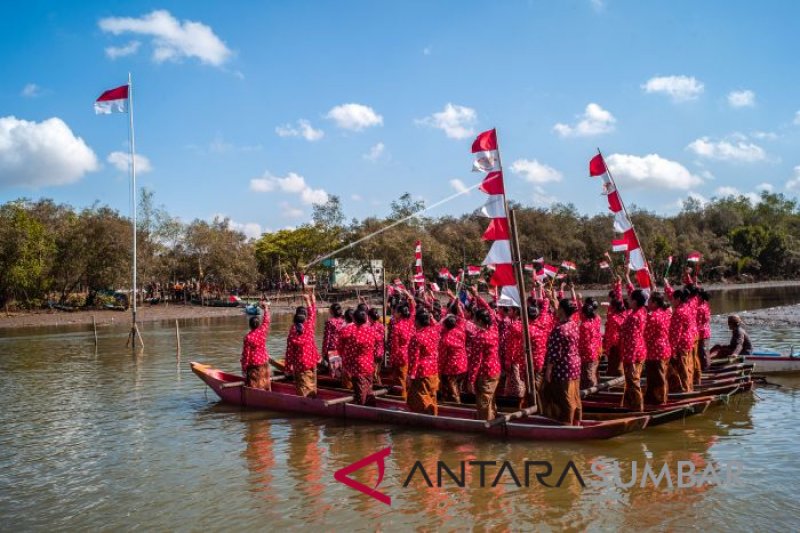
left=542, top=298, right=582, bottom=425
left=240, top=300, right=271, bottom=390
left=710, top=315, right=753, bottom=358
left=644, top=292, right=672, bottom=405
left=619, top=288, right=648, bottom=412
left=578, top=297, right=602, bottom=390
left=407, top=307, right=442, bottom=415
left=285, top=293, right=319, bottom=398
left=337, top=309, right=381, bottom=406
left=389, top=289, right=416, bottom=400
left=466, top=286, right=502, bottom=421
left=439, top=295, right=468, bottom=403
left=322, top=302, right=345, bottom=370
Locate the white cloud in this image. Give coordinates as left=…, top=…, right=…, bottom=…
left=553, top=103, right=615, bottom=137
left=21, top=83, right=41, bottom=98
left=751, top=131, right=778, bottom=140
left=786, top=166, right=800, bottom=191
left=415, top=103, right=477, bottom=139
left=275, top=119, right=324, bottom=141
left=606, top=153, right=703, bottom=190
left=0, top=116, right=98, bottom=188
left=715, top=186, right=740, bottom=197
left=363, top=142, right=386, bottom=161
left=107, top=151, right=153, bottom=174
left=642, top=75, right=704, bottom=102
left=714, top=186, right=762, bottom=204
left=728, top=90, right=755, bottom=108
left=228, top=220, right=262, bottom=239
left=351, top=194, right=363, bottom=201
left=756, top=182, right=773, bottom=192
left=510, top=159, right=563, bottom=183
left=99, top=10, right=231, bottom=66
left=532, top=186, right=557, bottom=206
left=449, top=178, right=471, bottom=194
left=280, top=202, right=304, bottom=218
left=325, top=103, right=383, bottom=131
left=249, top=171, right=328, bottom=205
left=687, top=136, right=766, bottom=162
left=105, top=40, right=141, bottom=59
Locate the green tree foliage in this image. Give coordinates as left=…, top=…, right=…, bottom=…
left=0, top=201, right=54, bottom=309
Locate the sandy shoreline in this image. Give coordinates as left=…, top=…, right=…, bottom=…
left=2, top=280, right=800, bottom=330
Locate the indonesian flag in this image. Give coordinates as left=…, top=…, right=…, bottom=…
left=687, top=252, right=702, bottom=262
left=599, top=260, right=610, bottom=269
left=430, top=282, right=441, bottom=292
left=561, top=260, right=577, bottom=271
left=482, top=218, right=510, bottom=240
left=482, top=240, right=512, bottom=265
left=611, top=239, right=629, bottom=252
left=414, top=240, right=423, bottom=286
left=542, top=264, right=558, bottom=278
left=524, top=263, right=534, bottom=272
left=472, top=129, right=501, bottom=173
left=479, top=172, right=505, bottom=195
left=480, top=195, right=505, bottom=218
left=95, top=84, right=129, bottom=114
left=467, top=265, right=481, bottom=276
left=413, top=273, right=425, bottom=283
left=629, top=248, right=647, bottom=271
left=438, top=267, right=455, bottom=280
left=533, top=257, right=544, bottom=264
left=613, top=211, right=633, bottom=233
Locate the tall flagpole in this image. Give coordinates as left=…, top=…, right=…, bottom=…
left=127, top=72, right=143, bottom=347
left=598, top=148, right=656, bottom=289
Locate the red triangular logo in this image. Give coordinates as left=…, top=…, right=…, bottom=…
left=333, top=446, right=391, bottom=505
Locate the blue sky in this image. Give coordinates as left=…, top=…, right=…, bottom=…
left=2, top=1, right=800, bottom=238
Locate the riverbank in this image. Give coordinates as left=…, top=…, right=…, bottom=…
left=2, top=280, right=799, bottom=330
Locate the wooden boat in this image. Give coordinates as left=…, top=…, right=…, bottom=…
left=191, top=362, right=650, bottom=441
left=581, top=399, right=711, bottom=425
left=587, top=380, right=753, bottom=402
left=745, top=350, right=800, bottom=374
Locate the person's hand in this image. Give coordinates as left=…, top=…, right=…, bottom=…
left=468, top=285, right=478, bottom=297
left=560, top=282, right=567, bottom=290
left=446, top=289, right=455, bottom=299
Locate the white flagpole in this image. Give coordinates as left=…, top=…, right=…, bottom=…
left=127, top=72, right=142, bottom=347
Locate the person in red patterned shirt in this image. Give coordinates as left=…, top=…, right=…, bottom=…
left=240, top=299, right=271, bottom=390
left=502, top=306, right=527, bottom=406
left=620, top=289, right=648, bottom=412
left=542, top=298, right=582, bottom=425
left=285, top=293, right=319, bottom=397
left=665, top=282, right=696, bottom=392
left=578, top=298, right=602, bottom=390
left=321, top=303, right=345, bottom=365
left=527, top=304, right=547, bottom=400
left=644, top=292, right=672, bottom=405
left=337, top=309, right=380, bottom=405
left=367, top=307, right=385, bottom=385
left=467, top=286, right=502, bottom=421
left=407, top=307, right=442, bottom=415
left=439, top=292, right=468, bottom=403
left=696, top=289, right=712, bottom=370
left=389, top=289, right=416, bottom=400
left=604, top=276, right=634, bottom=376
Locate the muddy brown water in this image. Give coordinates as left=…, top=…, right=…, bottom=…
left=1, top=286, right=799, bottom=530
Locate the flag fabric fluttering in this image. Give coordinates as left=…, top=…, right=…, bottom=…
left=94, top=84, right=129, bottom=114
left=414, top=241, right=424, bottom=287
left=561, top=260, right=577, bottom=271
left=467, top=265, right=481, bottom=276
left=524, top=264, right=534, bottom=272
left=687, top=252, right=702, bottom=263
left=599, top=260, right=610, bottom=269
left=471, top=128, right=520, bottom=306
left=591, top=151, right=650, bottom=288
left=438, top=267, right=456, bottom=281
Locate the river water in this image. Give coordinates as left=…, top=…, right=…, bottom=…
left=1, top=286, right=800, bottom=531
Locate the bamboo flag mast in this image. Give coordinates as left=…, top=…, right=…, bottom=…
left=126, top=72, right=142, bottom=348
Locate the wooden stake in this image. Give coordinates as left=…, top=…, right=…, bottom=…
left=175, top=319, right=181, bottom=358
left=92, top=315, right=98, bottom=346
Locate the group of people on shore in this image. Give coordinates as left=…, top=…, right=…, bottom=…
left=239, top=270, right=753, bottom=425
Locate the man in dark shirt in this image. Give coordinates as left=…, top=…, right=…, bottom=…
left=710, top=315, right=753, bottom=358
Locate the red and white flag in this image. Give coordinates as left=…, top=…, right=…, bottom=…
left=482, top=218, right=510, bottom=240
left=611, top=238, right=629, bottom=252
left=438, top=267, right=455, bottom=280
left=430, top=282, right=441, bottom=292
left=533, top=257, right=544, bottom=264
left=524, top=263, right=534, bottom=272
left=479, top=172, right=505, bottom=195
left=687, top=252, right=702, bottom=262
left=472, top=129, right=500, bottom=172
left=561, top=260, right=577, bottom=271
left=482, top=240, right=512, bottom=265
left=94, top=84, right=129, bottom=114
left=542, top=264, right=558, bottom=278
left=466, top=265, right=481, bottom=276
left=599, top=260, right=610, bottom=269
left=479, top=194, right=505, bottom=218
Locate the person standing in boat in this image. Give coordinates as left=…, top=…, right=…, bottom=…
left=696, top=289, right=712, bottom=370
left=322, top=302, right=345, bottom=367
left=389, top=289, right=416, bottom=400
left=502, top=305, right=527, bottom=407
left=665, top=282, right=697, bottom=392
left=604, top=274, right=634, bottom=377
left=367, top=307, right=385, bottom=385
left=407, top=307, right=442, bottom=415
left=542, top=298, right=582, bottom=425
left=439, top=292, right=468, bottom=403
left=526, top=303, right=548, bottom=403
left=337, top=308, right=381, bottom=406
left=240, top=299, right=271, bottom=390
left=285, top=293, right=319, bottom=397
left=710, top=315, right=753, bottom=358
left=644, top=292, right=672, bottom=405
left=467, top=286, right=502, bottom=421
left=578, top=297, right=602, bottom=390
left=619, top=289, right=648, bottom=412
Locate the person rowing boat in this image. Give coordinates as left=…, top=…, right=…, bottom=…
left=710, top=315, right=753, bottom=359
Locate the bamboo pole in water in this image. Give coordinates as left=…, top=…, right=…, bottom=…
left=92, top=315, right=98, bottom=346
left=175, top=319, right=181, bottom=358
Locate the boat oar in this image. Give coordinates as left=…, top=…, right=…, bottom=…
left=322, top=388, right=390, bottom=407
left=484, top=405, right=539, bottom=429
left=580, top=376, right=625, bottom=399
left=269, top=359, right=287, bottom=372
left=220, top=375, right=286, bottom=389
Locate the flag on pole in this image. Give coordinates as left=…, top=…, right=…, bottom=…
left=542, top=264, right=558, bottom=278
left=599, top=260, right=610, bottom=269
left=524, top=264, right=534, bottom=272
left=687, top=252, right=702, bottom=262
left=611, top=239, right=629, bottom=252
left=561, top=260, right=577, bottom=271
left=430, top=282, right=441, bottom=292
left=414, top=240, right=424, bottom=288
left=438, top=267, right=455, bottom=280
left=533, top=257, right=544, bottom=264
left=466, top=265, right=481, bottom=276
left=94, top=84, right=129, bottom=114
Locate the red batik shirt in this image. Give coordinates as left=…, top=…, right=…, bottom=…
left=468, top=296, right=502, bottom=383
left=285, top=305, right=319, bottom=373
left=504, top=318, right=524, bottom=369
left=671, top=301, right=697, bottom=353
left=389, top=300, right=416, bottom=367
left=579, top=315, right=602, bottom=362
left=620, top=306, right=647, bottom=364
left=322, top=316, right=346, bottom=356
left=337, top=323, right=379, bottom=378
left=603, top=309, right=628, bottom=353
left=408, top=323, right=442, bottom=379
left=696, top=300, right=711, bottom=340
left=545, top=320, right=581, bottom=381
left=370, top=320, right=385, bottom=359
left=439, top=317, right=468, bottom=376
left=241, top=310, right=271, bottom=373
left=645, top=308, right=672, bottom=361
left=528, top=321, right=549, bottom=372
left=464, top=319, right=480, bottom=374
